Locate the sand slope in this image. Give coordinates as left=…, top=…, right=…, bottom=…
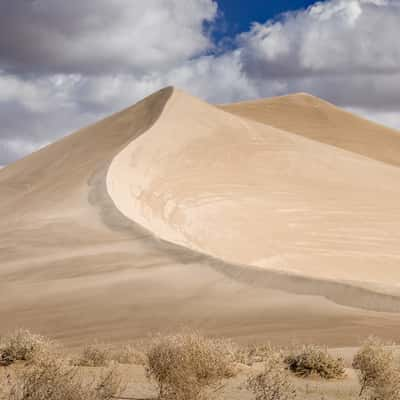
left=221, top=93, right=400, bottom=167
left=107, top=89, right=400, bottom=290
left=1, top=87, right=400, bottom=347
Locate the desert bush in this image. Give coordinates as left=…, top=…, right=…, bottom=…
left=0, top=329, right=53, bottom=363
left=352, top=336, right=400, bottom=400
left=146, top=331, right=236, bottom=400
left=72, top=343, right=110, bottom=367
left=236, top=343, right=276, bottom=366
left=247, top=351, right=296, bottom=400
left=73, top=342, right=146, bottom=366
left=284, top=345, right=345, bottom=379
left=9, top=354, right=123, bottom=400
left=109, top=344, right=146, bottom=365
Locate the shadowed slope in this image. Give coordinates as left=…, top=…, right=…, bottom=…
left=0, top=87, right=173, bottom=217
left=220, top=93, right=400, bottom=167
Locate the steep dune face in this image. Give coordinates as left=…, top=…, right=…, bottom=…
left=220, top=94, right=400, bottom=167
left=2, top=87, right=400, bottom=347
left=0, top=86, right=173, bottom=268
left=0, top=87, right=172, bottom=218
left=107, top=89, right=400, bottom=290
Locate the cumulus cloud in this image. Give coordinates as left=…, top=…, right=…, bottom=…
left=0, top=0, right=217, bottom=75
left=0, top=0, right=220, bottom=164
left=238, top=0, right=400, bottom=111
left=0, top=0, right=399, bottom=166
left=0, top=53, right=255, bottom=163
left=0, top=77, right=99, bottom=163
left=239, top=0, right=400, bottom=77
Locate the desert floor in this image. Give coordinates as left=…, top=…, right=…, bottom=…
left=0, top=346, right=369, bottom=400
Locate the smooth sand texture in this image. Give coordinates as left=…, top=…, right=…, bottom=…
left=220, top=93, right=400, bottom=167
left=107, top=89, right=400, bottom=291
left=1, top=87, right=400, bottom=348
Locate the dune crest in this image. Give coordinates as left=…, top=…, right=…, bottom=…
left=107, top=88, right=400, bottom=291
left=220, top=93, right=400, bottom=167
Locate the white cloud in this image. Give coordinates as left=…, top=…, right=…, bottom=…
left=0, top=0, right=399, bottom=166
left=239, top=0, right=400, bottom=77
left=349, top=108, right=400, bottom=129
left=0, top=0, right=217, bottom=75
left=234, top=0, right=400, bottom=115
left=0, top=51, right=257, bottom=165
left=0, top=72, right=81, bottom=113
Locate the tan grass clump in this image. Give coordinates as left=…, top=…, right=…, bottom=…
left=0, top=329, right=53, bottom=363
left=247, top=351, right=296, bottom=400
left=9, top=354, right=123, bottom=400
left=146, top=331, right=236, bottom=400
left=236, top=343, right=276, bottom=366
left=72, top=343, right=110, bottom=367
left=73, top=342, right=146, bottom=366
left=284, top=345, right=345, bottom=379
left=109, top=344, right=146, bottom=365
left=352, top=336, right=400, bottom=400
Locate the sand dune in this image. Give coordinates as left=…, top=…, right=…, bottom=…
left=107, top=89, right=400, bottom=290
left=221, top=93, right=400, bottom=167
left=1, top=87, right=400, bottom=347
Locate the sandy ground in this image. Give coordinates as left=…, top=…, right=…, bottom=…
left=1, top=87, right=400, bottom=348
left=0, top=347, right=364, bottom=400
left=118, top=361, right=361, bottom=400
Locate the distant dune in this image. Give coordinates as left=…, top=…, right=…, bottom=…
left=1, top=87, right=400, bottom=348
left=221, top=93, right=400, bottom=167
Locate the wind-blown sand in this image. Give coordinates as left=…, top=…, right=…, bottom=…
left=107, top=89, right=400, bottom=291
left=1, top=87, right=400, bottom=348
left=220, top=93, right=400, bottom=167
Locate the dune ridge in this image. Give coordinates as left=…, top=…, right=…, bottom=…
left=220, top=93, right=400, bottom=167
left=1, top=87, right=400, bottom=347
left=106, top=88, right=400, bottom=293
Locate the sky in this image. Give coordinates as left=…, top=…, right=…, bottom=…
left=0, top=0, right=399, bottom=166
left=215, top=0, right=319, bottom=39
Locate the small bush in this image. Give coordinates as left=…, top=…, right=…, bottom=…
left=146, top=331, right=235, bottom=400
left=0, top=329, right=53, bottom=363
left=109, top=344, right=146, bottom=365
left=352, top=336, right=400, bottom=400
left=236, top=343, right=276, bottom=366
left=284, top=345, right=345, bottom=379
left=247, top=352, right=296, bottom=400
left=72, top=343, right=110, bottom=367
left=9, top=354, right=123, bottom=400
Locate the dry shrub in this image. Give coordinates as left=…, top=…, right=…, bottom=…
left=9, top=354, right=124, bottom=400
left=109, top=344, right=146, bottom=365
left=284, top=345, right=345, bottom=379
left=146, top=331, right=236, bottom=400
left=74, top=342, right=146, bottom=367
left=0, top=329, right=53, bottom=363
left=72, top=343, right=110, bottom=367
left=237, top=343, right=276, bottom=366
left=352, top=336, right=400, bottom=400
left=247, top=351, right=296, bottom=400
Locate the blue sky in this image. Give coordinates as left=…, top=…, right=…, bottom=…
left=215, top=0, right=319, bottom=39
